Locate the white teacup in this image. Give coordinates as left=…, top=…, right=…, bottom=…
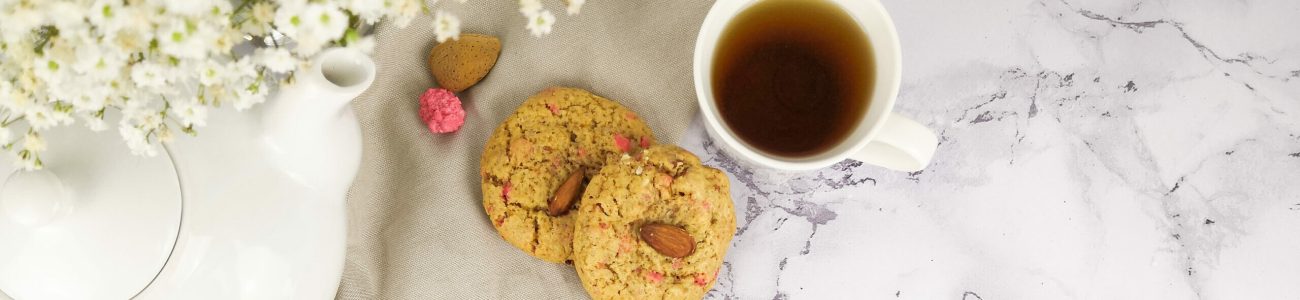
left=693, top=0, right=937, bottom=172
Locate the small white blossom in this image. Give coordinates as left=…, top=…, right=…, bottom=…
left=389, top=0, right=424, bottom=27
left=198, top=60, right=226, bottom=86
left=348, top=36, right=376, bottom=55
left=24, top=106, right=58, bottom=130
left=0, top=127, right=12, bottom=145
left=156, top=19, right=208, bottom=59
left=518, top=0, right=542, bottom=16
left=131, top=62, right=169, bottom=88
left=306, top=3, right=350, bottom=41
left=81, top=114, right=107, bottom=132
left=89, top=0, right=126, bottom=36
left=45, top=2, right=88, bottom=33
left=526, top=10, right=556, bottom=37
left=254, top=48, right=297, bottom=73
left=171, top=99, right=209, bottom=128
left=163, top=0, right=216, bottom=16
left=565, top=0, right=586, bottom=15
left=157, top=126, right=175, bottom=143
left=118, top=125, right=158, bottom=157
left=70, top=85, right=110, bottom=112
left=433, top=10, right=462, bottom=43
left=22, top=132, right=46, bottom=153
left=344, top=0, right=385, bottom=24
left=50, top=109, right=74, bottom=126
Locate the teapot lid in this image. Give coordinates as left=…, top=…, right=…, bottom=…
left=0, top=128, right=182, bottom=299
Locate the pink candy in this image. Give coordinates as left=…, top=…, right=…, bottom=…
left=418, top=88, right=466, bottom=133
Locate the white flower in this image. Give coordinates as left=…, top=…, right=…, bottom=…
left=45, top=1, right=88, bottom=33
left=170, top=99, right=208, bottom=128
left=433, top=10, right=462, bottom=43
left=22, top=132, right=46, bottom=152
left=348, top=36, right=376, bottom=55
left=305, top=3, right=349, bottom=41
left=519, top=0, right=543, bottom=16
left=156, top=19, right=209, bottom=59
left=344, top=0, right=385, bottom=24
left=112, top=26, right=153, bottom=54
left=389, top=0, right=424, bottom=27
left=0, top=127, right=12, bottom=145
left=197, top=60, right=227, bottom=86
left=0, top=82, right=18, bottom=111
left=118, top=125, right=158, bottom=157
left=81, top=114, right=107, bottom=132
left=24, top=106, right=58, bottom=130
left=163, top=0, right=216, bottom=16
left=70, top=84, right=110, bottom=112
left=131, top=62, right=169, bottom=89
left=89, top=0, right=125, bottom=36
left=233, top=83, right=269, bottom=111
left=157, top=126, right=175, bottom=143
left=74, top=42, right=127, bottom=81
left=32, top=55, right=70, bottom=87
left=212, top=28, right=244, bottom=54
left=526, top=10, right=556, bottom=37
left=276, top=2, right=348, bottom=56
left=50, top=108, right=75, bottom=127
left=122, top=106, right=163, bottom=132
left=565, top=0, right=586, bottom=15
left=240, top=1, right=277, bottom=35
left=1, top=5, right=44, bottom=44
left=252, top=1, right=277, bottom=23
left=254, top=48, right=297, bottom=73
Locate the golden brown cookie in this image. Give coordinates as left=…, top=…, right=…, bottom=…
left=481, top=87, right=657, bottom=263
left=428, top=33, right=501, bottom=92
left=573, top=145, right=736, bottom=300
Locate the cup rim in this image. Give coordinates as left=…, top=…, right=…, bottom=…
left=693, top=0, right=903, bottom=170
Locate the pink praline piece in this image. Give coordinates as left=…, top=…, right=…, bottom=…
left=418, top=88, right=466, bottom=133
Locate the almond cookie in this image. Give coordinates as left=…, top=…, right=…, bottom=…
left=573, top=145, right=736, bottom=300
left=481, top=87, right=657, bottom=263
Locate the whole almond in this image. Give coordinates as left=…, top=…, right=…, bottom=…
left=428, top=33, right=501, bottom=93
left=639, top=223, right=695, bottom=258
left=547, top=168, right=584, bottom=216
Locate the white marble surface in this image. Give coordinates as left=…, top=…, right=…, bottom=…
left=685, top=0, right=1300, bottom=299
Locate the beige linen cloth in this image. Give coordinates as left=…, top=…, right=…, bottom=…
left=338, top=1, right=712, bottom=298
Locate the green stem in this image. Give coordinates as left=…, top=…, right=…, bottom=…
left=2, top=115, right=24, bottom=127
left=232, top=0, right=255, bottom=19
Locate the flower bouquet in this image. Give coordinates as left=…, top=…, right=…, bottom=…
left=0, top=0, right=585, bottom=170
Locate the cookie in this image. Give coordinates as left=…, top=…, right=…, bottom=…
left=573, top=145, right=736, bottom=300
left=481, top=87, right=657, bottom=263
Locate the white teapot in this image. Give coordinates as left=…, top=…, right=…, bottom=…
left=0, top=48, right=373, bottom=299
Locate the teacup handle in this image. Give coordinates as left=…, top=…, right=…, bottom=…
left=849, top=113, right=938, bottom=172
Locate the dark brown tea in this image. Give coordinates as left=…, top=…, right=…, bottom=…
left=712, top=0, right=874, bottom=158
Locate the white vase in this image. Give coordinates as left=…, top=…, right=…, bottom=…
left=261, top=47, right=374, bottom=193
